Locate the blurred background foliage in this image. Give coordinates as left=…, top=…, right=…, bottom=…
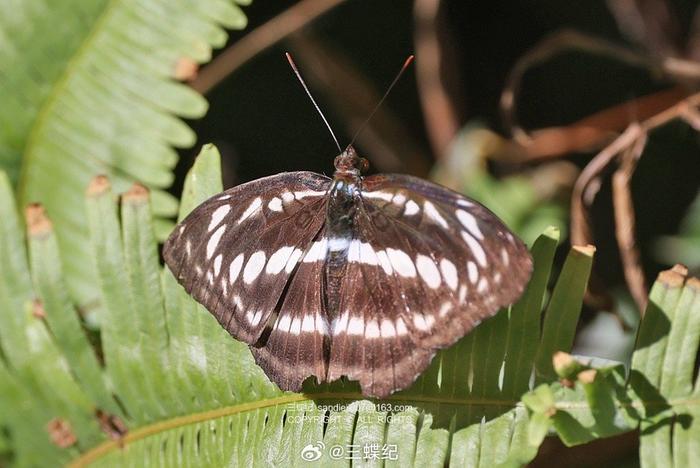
left=2, top=0, right=700, bottom=466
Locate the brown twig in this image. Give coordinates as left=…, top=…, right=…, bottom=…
left=500, top=29, right=700, bottom=147
left=571, top=91, right=700, bottom=315
left=413, top=0, right=463, bottom=159
left=506, top=87, right=690, bottom=162
left=612, top=134, right=649, bottom=312
left=570, top=125, right=643, bottom=246
left=680, top=105, right=700, bottom=130
left=500, top=30, right=658, bottom=145
left=606, top=0, right=682, bottom=58
left=190, top=0, right=348, bottom=95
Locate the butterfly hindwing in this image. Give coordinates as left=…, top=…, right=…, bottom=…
left=326, top=210, right=436, bottom=397
left=163, top=171, right=331, bottom=344
left=250, top=248, right=329, bottom=392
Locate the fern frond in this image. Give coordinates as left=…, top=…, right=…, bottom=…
left=0, top=0, right=249, bottom=314
left=524, top=266, right=700, bottom=466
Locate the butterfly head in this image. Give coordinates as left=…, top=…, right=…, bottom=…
left=334, top=146, right=369, bottom=177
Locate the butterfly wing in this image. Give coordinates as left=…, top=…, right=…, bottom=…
left=249, top=238, right=329, bottom=392
left=164, top=171, right=331, bottom=345
left=327, top=174, right=532, bottom=397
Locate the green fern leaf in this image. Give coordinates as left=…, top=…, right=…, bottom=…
left=523, top=266, right=700, bottom=466
left=0, top=0, right=249, bottom=316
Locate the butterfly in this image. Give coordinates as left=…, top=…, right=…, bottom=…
left=164, top=146, right=532, bottom=397
left=163, top=55, right=532, bottom=398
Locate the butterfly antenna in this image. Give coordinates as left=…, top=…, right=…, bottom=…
left=286, top=52, right=342, bottom=153
left=348, top=55, right=414, bottom=149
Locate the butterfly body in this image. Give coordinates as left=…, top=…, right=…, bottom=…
left=164, top=146, right=532, bottom=397
left=323, top=148, right=368, bottom=321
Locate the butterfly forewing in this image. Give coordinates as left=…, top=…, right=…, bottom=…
left=362, top=173, right=532, bottom=337
left=164, top=171, right=331, bottom=344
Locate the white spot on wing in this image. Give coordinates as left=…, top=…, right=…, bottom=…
left=206, top=225, right=226, bottom=258
left=440, top=258, right=458, bottom=291
left=363, top=191, right=393, bottom=202
left=332, top=311, right=349, bottom=336
left=268, top=197, right=283, bottom=212
left=380, top=318, right=396, bottom=337
left=404, top=200, right=420, bottom=216
left=366, top=320, right=380, bottom=338
left=289, top=317, right=302, bottom=335
left=348, top=240, right=379, bottom=265
left=396, top=317, right=408, bottom=336
left=393, top=193, right=407, bottom=205
left=467, top=261, right=479, bottom=284
left=501, top=248, right=510, bottom=266
left=456, top=209, right=484, bottom=240
left=477, top=278, right=489, bottom=293
left=251, top=310, right=263, bottom=327
left=347, top=239, right=361, bottom=262
left=461, top=230, right=487, bottom=267
left=285, top=248, right=304, bottom=273
left=266, top=246, right=294, bottom=274
left=213, top=254, right=222, bottom=276
left=387, top=248, right=416, bottom=277
left=208, top=205, right=230, bottom=231
left=416, top=254, right=441, bottom=289
left=376, top=250, right=393, bottom=274
left=457, top=198, right=474, bottom=207
left=294, top=190, right=326, bottom=199
left=360, top=243, right=379, bottom=265
left=243, top=251, right=266, bottom=284
left=237, top=197, right=262, bottom=224
left=459, top=284, right=468, bottom=302
left=281, top=191, right=294, bottom=203
left=276, top=314, right=291, bottom=331
left=347, top=316, right=364, bottom=335
left=439, top=302, right=452, bottom=317
left=229, top=254, right=244, bottom=284
left=316, top=314, right=329, bottom=336
left=424, top=201, right=448, bottom=228
left=303, top=239, right=328, bottom=263
left=301, top=314, right=315, bottom=333
left=413, top=313, right=435, bottom=331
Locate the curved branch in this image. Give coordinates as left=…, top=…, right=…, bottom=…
left=190, top=0, right=348, bottom=94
